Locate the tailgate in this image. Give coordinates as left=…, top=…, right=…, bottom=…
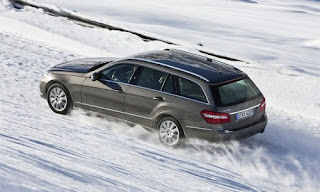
left=210, top=76, right=266, bottom=131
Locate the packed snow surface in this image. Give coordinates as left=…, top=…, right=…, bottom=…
left=0, top=0, right=319, bottom=191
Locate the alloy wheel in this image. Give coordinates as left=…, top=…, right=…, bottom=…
left=49, top=87, right=68, bottom=112
left=159, top=120, right=180, bottom=146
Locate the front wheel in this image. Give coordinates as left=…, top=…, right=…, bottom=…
left=47, top=83, right=72, bottom=114
left=157, top=117, right=185, bottom=147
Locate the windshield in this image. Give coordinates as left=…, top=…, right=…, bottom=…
left=211, top=77, right=261, bottom=106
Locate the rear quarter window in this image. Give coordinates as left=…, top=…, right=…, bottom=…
left=176, top=77, right=207, bottom=103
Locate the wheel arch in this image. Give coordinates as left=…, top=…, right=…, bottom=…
left=46, top=80, right=74, bottom=108
left=153, top=112, right=186, bottom=138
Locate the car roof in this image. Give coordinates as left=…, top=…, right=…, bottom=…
left=128, top=49, right=245, bottom=84
left=65, top=57, right=120, bottom=65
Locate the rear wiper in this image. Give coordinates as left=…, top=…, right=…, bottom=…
left=237, top=98, right=248, bottom=103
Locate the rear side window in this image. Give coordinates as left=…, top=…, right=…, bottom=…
left=162, top=75, right=174, bottom=94
left=176, top=77, right=207, bottom=103
left=101, top=64, right=137, bottom=83
left=212, top=77, right=261, bottom=106
left=131, top=67, right=168, bottom=91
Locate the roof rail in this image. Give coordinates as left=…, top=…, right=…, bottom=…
left=164, top=48, right=242, bottom=62
left=164, top=48, right=238, bottom=69
left=126, top=57, right=210, bottom=82
left=164, top=48, right=214, bottom=63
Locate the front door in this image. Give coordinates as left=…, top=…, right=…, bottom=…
left=81, top=63, right=137, bottom=119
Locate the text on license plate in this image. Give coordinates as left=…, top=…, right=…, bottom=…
left=236, top=108, right=254, bottom=120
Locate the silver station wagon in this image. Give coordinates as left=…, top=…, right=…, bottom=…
left=40, top=49, right=267, bottom=146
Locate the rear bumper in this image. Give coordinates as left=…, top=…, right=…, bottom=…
left=216, top=114, right=267, bottom=141
left=185, top=114, right=267, bottom=142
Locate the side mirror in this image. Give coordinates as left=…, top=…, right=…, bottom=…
left=91, top=73, right=100, bottom=81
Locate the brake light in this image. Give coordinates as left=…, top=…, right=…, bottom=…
left=259, top=98, right=266, bottom=111
left=200, top=110, right=231, bottom=124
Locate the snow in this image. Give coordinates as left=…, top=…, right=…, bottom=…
left=0, top=0, right=319, bottom=191
left=24, top=0, right=320, bottom=71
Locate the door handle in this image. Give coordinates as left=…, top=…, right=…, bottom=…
left=153, top=96, right=164, bottom=101
left=114, top=89, right=123, bottom=93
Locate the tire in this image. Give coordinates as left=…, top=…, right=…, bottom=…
left=47, top=83, right=72, bottom=114
left=157, top=117, right=185, bottom=147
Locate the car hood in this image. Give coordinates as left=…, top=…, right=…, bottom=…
left=50, top=57, right=119, bottom=73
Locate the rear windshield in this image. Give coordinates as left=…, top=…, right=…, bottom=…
left=211, top=77, right=261, bottom=106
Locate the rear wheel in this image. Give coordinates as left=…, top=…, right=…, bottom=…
left=157, top=117, right=184, bottom=147
left=47, top=83, right=72, bottom=114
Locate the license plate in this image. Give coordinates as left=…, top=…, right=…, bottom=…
left=236, top=108, right=254, bottom=120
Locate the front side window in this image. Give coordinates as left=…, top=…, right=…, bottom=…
left=131, top=67, right=168, bottom=91
left=101, top=64, right=137, bottom=83
left=176, top=77, right=207, bottom=103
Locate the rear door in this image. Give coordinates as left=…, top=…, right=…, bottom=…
left=211, top=77, right=265, bottom=131
left=81, top=63, right=137, bottom=119
left=124, top=66, right=176, bottom=128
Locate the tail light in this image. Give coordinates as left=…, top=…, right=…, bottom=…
left=200, top=110, right=231, bottom=124
left=259, top=98, right=266, bottom=111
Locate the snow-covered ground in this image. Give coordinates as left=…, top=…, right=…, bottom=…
left=22, top=0, right=320, bottom=73
left=0, top=0, right=319, bottom=191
